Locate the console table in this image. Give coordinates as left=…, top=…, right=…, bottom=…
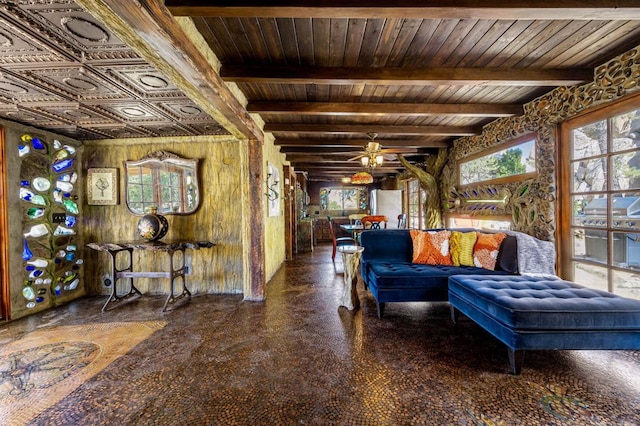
left=87, top=240, right=215, bottom=312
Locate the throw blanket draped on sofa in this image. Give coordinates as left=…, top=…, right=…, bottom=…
left=505, top=230, right=556, bottom=276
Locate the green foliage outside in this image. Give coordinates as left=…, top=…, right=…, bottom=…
left=460, top=147, right=528, bottom=185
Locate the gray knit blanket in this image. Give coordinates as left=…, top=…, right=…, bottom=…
left=505, top=230, right=557, bottom=276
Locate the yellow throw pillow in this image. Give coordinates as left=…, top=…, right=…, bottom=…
left=450, top=231, right=477, bottom=266
left=473, top=232, right=507, bottom=270
left=410, top=230, right=452, bottom=265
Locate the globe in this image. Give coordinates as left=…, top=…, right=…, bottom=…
left=137, top=208, right=169, bottom=241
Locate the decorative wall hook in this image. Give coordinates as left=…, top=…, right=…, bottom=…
left=265, top=172, right=280, bottom=201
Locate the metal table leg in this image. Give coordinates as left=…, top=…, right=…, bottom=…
left=162, top=247, right=191, bottom=312
left=102, top=248, right=142, bottom=312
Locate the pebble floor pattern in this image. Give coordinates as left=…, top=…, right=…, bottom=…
left=1, top=243, right=639, bottom=425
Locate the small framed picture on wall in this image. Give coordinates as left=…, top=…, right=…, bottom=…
left=87, top=168, right=118, bottom=205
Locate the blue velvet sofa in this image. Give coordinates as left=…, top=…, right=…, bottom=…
left=359, top=229, right=519, bottom=318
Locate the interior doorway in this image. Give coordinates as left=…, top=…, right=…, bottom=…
left=0, top=126, right=8, bottom=319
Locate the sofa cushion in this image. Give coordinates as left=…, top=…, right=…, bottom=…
left=473, top=232, right=507, bottom=270
left=448, top=275, right=640, bottom=330
left=496, top=235, right=518, bottom=273
left=367, top=262, right=510, bottom=290
left=450, top=231, right=477, bottom=267
left=410, top=230, right=452, bottom=265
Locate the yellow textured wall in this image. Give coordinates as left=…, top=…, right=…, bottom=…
left=262, top=134, right=287, bottom=281
left=82, top=135, right=249, bottom=296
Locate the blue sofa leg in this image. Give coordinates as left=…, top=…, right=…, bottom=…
left=508, top=348, right=525, bottom=375
left=376, top=302, right=385, bottom=318
left=450, top=306, right=457, bottom=324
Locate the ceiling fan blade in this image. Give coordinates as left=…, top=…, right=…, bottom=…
left=347, top=153, right=366, bottom=162
left=379, top=148, right=417, bottom=154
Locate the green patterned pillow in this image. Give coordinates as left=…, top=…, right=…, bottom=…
left=450, top=231, right=477, bottom=267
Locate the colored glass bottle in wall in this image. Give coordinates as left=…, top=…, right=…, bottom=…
left=19, top=134, right=82, bottom=310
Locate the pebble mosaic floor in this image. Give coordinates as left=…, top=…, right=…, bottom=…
left=1, top=244, right=639, bottom=425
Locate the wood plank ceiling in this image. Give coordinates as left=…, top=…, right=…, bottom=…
left=2, top=2, right=640, bottom=183
left=168, top=1, right=640, bottom=181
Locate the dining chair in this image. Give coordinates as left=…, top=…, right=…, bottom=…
left=361, top=215, right=388, bottom=230
left=328, top=217, right=357, bottom=262
left=348, top=213, right=367, bottom=225
left=397, top=213, right=407, bottom=229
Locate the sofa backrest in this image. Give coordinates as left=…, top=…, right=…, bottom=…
left=360, top=228, right=520, bottom=273
left=360, top=229, right=413, bottom=263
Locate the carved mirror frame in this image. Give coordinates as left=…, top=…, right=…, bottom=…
left=124, top=151, right=200, bottom=215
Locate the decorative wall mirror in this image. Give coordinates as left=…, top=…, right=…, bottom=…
left=124, top=151, right=200, bottom=215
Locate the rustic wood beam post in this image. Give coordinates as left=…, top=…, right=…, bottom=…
left=248, top=138, right=266, bottom=301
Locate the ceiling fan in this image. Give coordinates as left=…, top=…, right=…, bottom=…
left=347, top=132, right=414, bottom=167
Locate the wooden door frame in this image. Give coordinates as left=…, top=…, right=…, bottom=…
left=556, top=91, right=640, bottom=282
left=0, top=127, right=9, bottom=319
left=283, top=165, right=294, bottom=260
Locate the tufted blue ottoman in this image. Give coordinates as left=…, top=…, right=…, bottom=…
left=448, top=275, right=640, bottom=374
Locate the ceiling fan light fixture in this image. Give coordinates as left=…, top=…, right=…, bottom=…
left=361, top=156, right=370, bottom=166
left=375, top=155, right=384, bottom=166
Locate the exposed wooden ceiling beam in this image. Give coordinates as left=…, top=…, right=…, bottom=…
left=287, top=156, right=404, bottom=163
left=309, top=171, right=395, bottom=175
left=275, top=139, right=450, bottom=148
left=222, top=66, right=591, bottom=86
left=293, top=164, right=402, bottom=172
left=75, top=0, right=262, bottom=141
left=248, top=102, right=522, bottom=117
left=265, top=123, right=478, bottom=136
left=282, top=148, right=370, bottom=156
left=284, top=151, right=410, bottom=158
left=166, top=1, right=640, bottom=20
left=276, top=139, right=374, bottom=147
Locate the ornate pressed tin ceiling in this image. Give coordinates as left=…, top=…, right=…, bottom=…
left=0, top=1, right=229, bottom=140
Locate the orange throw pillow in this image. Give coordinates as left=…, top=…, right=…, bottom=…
left=473, top=232, right=507, bottom=270
left=410, top=230, right=452, bottom=265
